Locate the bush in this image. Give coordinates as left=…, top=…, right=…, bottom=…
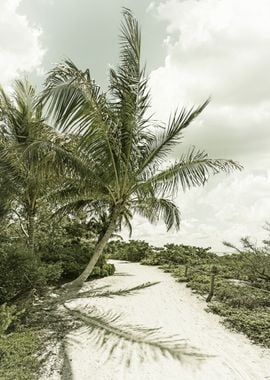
left=125, top=240, right=153, bottom=262
left=0, top=304, right=25, bottom=335
left=36, top=213, right=115, bottom=282
left=216, top=284, right=270, bottom=309
left=186, top=274, right=211, bottom=294
left=40, top=240, right=115, bottom=282
left=208, top=302, right=270, bottom=347
left=0, top=329, right=41, bottom=379
left=0, top=245, right=62, bottom=304
left=107, top=240, right=154, bottom=262
left=141, top=244, right=215, bottom=266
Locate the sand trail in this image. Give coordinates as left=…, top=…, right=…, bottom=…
left=64, top=261, right=270, bottom=380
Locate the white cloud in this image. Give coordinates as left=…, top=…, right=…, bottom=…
left=149, top=0, right=270, bottom=158
left=125, top=0, right=270, bottom=251
left=127, top=171, right=270, bottom=252
left=0, top=0, right=45, bottom=85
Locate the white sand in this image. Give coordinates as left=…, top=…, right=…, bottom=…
left=64, top=261, right=270, bottom=380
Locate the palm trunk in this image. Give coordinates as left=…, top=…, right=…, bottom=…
left=64, top=208, right=119, bottom=289
left=27, top=211, right=35, bottom=254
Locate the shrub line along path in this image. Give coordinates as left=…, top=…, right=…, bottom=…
left=61, top=261, right=270, bottom=380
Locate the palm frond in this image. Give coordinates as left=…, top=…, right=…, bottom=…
left=109, top=8, right=150, bottom=170
left=140, top=147, right=242, bottom=197
left=138, top=100, right=210, bottom=174
left=43, top=59, right=111, bottom=138
left=135, top=196, right=181, bottom=231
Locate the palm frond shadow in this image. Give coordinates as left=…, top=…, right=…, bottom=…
left=58, top=281, right=208, bottom=368
left=74, top=281, right=160, bottom=299
left=41, top=281, right=208, bottom=377
left=112, top=272, right=135, bottom=277
left=64, top=304, right=206, bottom=367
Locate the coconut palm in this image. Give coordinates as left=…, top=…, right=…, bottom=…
left=43, top=8, right=242, bottom=288
left=0, top=80, right=75, bottom=252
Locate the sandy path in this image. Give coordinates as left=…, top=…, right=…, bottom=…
left=65, top=261, right=270, bottom=380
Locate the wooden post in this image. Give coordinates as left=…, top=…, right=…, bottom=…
left=206, top=265, right=218, bottom=302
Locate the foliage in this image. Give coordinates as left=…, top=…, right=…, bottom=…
left=146, top=244, right=214, bottom=266
left=0, top=303, right=24, bottom=335
left=0, top=212, right=115, bottom=304
left=0, top=244, right=62, bottom=304
left=215, top=284, right=270, bottom=309
left=40, top=239, right=109, bottom=281
left=41, top=8, right=241, bottom=285
left=173, top=254, right=270, bottom=346
left=0, top=80, right=69, bottom=253
left=224, top=236, right=270, bottom=284
left=107, top=239, right=154, bottom=262
left=107, top=240, right=214, bottom=266
left=37, top=212, right=116, bottom=281
left=208, top=303, right=270, bottom=346
left=0, top=329, right=41, bottom=380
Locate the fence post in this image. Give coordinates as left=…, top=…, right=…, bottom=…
left=206, top=265, right=218, bottom=302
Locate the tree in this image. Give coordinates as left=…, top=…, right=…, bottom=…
left=43, top=8, right=242, bottom=288
left=224, top=225, right=270, bottom=284
left=0, top=80, right=71, bottom=253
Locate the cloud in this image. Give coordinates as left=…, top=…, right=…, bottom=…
left=149, top=0, right=270, bottom=161
left=124, top=0, right=270, bottom=251
left=0, top=0, right=45, bottom=85
left=127, top=170, right=270, bottom=252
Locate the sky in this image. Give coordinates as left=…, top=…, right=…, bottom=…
left=1, top=0, right=270, bottom=252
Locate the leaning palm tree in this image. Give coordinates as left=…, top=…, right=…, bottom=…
left=43, top=8, right=242, bottom=288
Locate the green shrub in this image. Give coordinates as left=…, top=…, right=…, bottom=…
left=216, top=284, right=270, bottom=309
left=176, top=277, right=188, bottom=282
left=208, top=302, right=270, bottom=347
left=40, top=240, right=115, bottom=282
left=0, top=304, right=25, bottom=335
left=0, top=236, right=115, bottom=305
left=0, top=245, right=62, bottom=304
left=141, top=244, right=215, bottom=266
left=91, top=263, right=115, bottom=277
left=107, top=240, right=154, bottom=262
left=0, top=329, right=41, bottom=379
left=186, top=274, right=210, bottom=294
left=141, top=255, right=161, bottom=265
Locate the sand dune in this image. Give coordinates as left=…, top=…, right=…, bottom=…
left=62, top=261, right=270, bottom=380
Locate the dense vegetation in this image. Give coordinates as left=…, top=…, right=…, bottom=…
left=108, top=235, right=270, bottom=347
left=0, top=214, right=115, bottom=379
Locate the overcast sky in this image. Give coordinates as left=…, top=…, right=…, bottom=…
left=1, top=0, right=270, bottom=251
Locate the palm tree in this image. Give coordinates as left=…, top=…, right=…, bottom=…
left=0, top=80, right=73, bottom=253
left=43, top=8, right=242, bottom=288
left=87, top=212, right=124, bottom=242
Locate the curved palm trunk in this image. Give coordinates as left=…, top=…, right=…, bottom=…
left=65, top=208, right=119, bottom=289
